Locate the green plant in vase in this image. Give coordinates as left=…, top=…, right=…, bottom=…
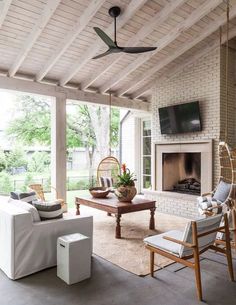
left=115, top=164, right=137, bottom=202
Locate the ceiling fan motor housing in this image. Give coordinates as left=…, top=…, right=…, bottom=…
left=108, top=6, right=121, bottom=18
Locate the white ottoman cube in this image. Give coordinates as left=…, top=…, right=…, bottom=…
left=57, top=233, right=91, bottom=285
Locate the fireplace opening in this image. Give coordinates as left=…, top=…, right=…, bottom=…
left=162, top=153, right=201, bottom=195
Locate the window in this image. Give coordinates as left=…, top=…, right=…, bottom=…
left=141, top=119, right=151, bottom=189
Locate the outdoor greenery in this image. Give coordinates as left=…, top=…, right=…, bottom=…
left=27, top=151, right=50, bottom=173
left=0, top=150, right=6, bottom=172
left=6, top=95, right=119, bottom=150
left=0, top=94, right=120, bottom=195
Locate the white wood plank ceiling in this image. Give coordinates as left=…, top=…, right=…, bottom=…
left=0, top=0, right=235, bottom=102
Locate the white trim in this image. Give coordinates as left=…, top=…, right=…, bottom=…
left=51, top=96, right=67, bottom=210
left=0, top=76, right=150, bottom=111
left=140, top=117, right=152, bottom=192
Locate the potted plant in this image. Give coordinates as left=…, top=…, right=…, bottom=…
left=115, top=163, right=137, bottom=202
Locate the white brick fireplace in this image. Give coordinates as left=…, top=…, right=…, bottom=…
left=155, top=140, right=212, bottom=194
left=144, top=46, right=236, bottom=219
left=144, top=141, right=212, bottom=219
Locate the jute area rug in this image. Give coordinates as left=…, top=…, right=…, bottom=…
left=73, top=205, right=189, bottom=276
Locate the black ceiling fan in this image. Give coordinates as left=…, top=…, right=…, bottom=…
left=92, top=6, right=157, bottom=59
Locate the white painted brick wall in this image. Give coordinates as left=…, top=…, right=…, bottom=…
left=152, top=47, right=221, bottom=186
left=144, top=190, right=198, bottom=219
left=148, top=46, right=236, bottom=219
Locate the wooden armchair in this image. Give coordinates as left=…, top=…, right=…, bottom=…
left=28, top=184, right=65, bottom=208
left=144, top=214, right=234, bottom=301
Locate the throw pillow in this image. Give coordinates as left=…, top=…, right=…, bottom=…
left=213, top=180, right=231, bottom=203
left=10, top=191, right=20, bottom=200
left=33, top=201, right=63, bottom=221
left=8, top=198, right=41, bottom=222
left=100, top=176, right=113, bottom=188
left=18, top=191, right=38, bottom=204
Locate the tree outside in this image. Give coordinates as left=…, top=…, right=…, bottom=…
left=0, top=93, right=120, bottom=195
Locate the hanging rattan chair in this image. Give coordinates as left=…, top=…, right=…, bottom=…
left=97, top=156, right=120, bottom=188
left=199, top=142, right=236, bottom=214
left=197, top=142, right=236, bottom=250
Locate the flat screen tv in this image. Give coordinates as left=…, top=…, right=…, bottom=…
left=158, top=101, right=202, bottom=134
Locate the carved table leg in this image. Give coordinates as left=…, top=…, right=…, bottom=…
left=149, top=207, right=156, bottom=230
left=107, top=212, right=112, bottom=216
left=116, top=214, right=121, bottom=238
left=76, top=202, right=80, bottom=215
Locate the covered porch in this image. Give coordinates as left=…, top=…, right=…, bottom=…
left=0, top=1, right=236, bottom=304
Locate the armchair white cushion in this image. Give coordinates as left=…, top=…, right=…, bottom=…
left=144, top=230, right=183, bottom=256
left=144, top=214, right=222, bottom=258
left=0, top=196, right=93, bottom=280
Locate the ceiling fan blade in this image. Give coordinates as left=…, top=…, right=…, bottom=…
left=123, top=46, right=157, bottom=54
left=93, top=27, right=117, bottom=48
left=92, top=49, right=114, bottom=60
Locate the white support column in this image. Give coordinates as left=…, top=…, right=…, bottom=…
left=51, top=95, right=67, bottom=210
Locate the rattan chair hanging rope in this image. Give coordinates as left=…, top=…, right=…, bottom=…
left=217, top=1, right=236, bottom=210
left=224, top=0, right=230, bottom=143
left=96, top=91, right=120, bottom=186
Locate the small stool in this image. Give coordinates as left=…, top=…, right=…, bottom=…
left=57, top=233, right=91, bottom=285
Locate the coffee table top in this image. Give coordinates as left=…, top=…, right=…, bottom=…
left=75, top=194, right=155, bottom=214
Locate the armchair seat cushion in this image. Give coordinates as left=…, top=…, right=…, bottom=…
left=144, top=230, right=184, bottom=256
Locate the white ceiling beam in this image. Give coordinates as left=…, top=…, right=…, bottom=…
left=100, top=0, right=222, bottom=94
left=132, top=43, right=219, bottom=99
left=35, top=0, right=106, bottom=82
left=0, top=75, right=150, bottom=112
left=132, top=26, right=236, bottom=99
left=0, top=0, right=12, bottom=28
left=59, top=0, right=148, bottom=86
left=80, top=0, right=186, bottom=90
left=8, top=0, right=61, bottom=77
left=120, top=5, right=236, bottom=99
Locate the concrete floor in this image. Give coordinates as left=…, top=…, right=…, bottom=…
left=0, top=251, right=235, bottom=305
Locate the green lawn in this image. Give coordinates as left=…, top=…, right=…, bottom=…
left=10, top=169, right=91, bottom=180
left=45, top=189, right=89, bottom=209
left=66, top=190, right=89, bottom=208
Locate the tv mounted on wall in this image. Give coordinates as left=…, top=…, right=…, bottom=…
left=158, top=101, right=202, bottom=134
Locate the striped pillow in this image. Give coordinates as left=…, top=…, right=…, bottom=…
left=33, top=201, right=63, bottom=221
left=100, top=176, right=113, bottom=188
left=10, top=191, right=20, bottom=200
left=18, top=191, right=38, bottom=204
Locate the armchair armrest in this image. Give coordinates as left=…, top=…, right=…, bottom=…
left=163, top=236, right=194, bottom=248
left=201, top=192, right=213, bottom=197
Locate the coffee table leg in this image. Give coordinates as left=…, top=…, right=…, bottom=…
left=116, top=214, right=121, bottom=239
left=149, top=207, right=156, bottom=230
left=76, top=202, right=80, bottom=215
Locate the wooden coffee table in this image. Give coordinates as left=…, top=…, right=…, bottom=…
left=75, top=194, right=156, bottom=239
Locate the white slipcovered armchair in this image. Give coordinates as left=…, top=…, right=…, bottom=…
left=0, top=196, right=93, bottom=280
